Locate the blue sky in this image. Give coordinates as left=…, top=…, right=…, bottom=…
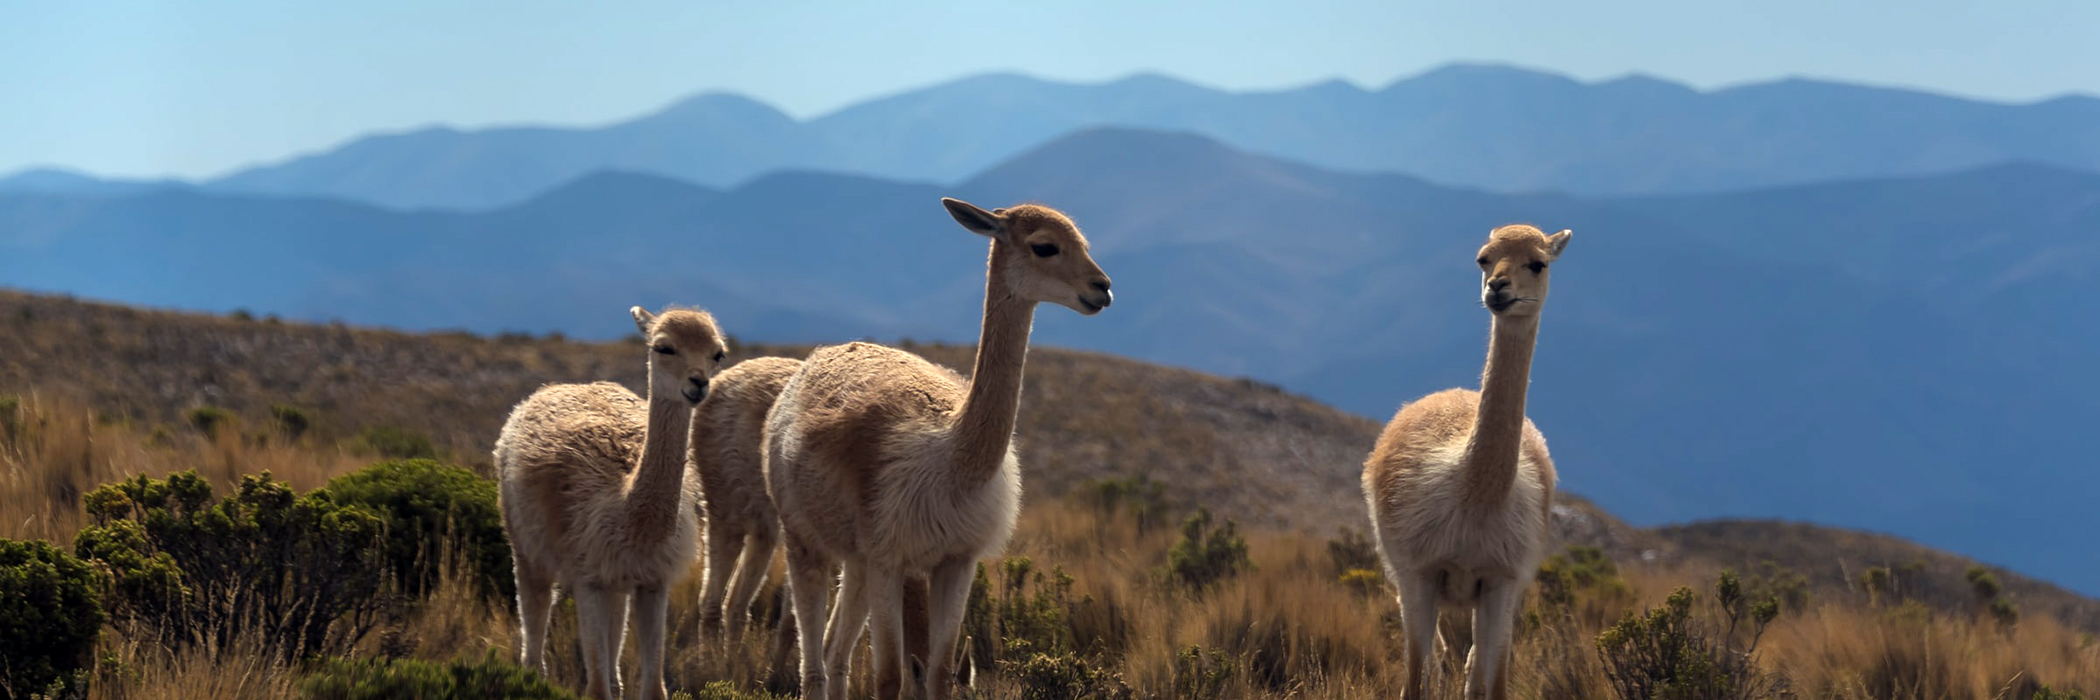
left=4, top=0, right=2096, bottom=179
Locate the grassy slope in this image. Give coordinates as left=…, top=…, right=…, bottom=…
left=1, top=288, right=2093, bottom=635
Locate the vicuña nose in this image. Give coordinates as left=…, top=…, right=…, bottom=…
left=1091, top=278, right=1111, bottom=293
left=1487, top=278, right=1511, bottom=292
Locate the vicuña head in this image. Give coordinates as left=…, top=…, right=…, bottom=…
left=942, top=198, right=1113, bottom=315
left=630, top=306, right=728, bottom=405
left=1474, top=224, right=1571, bottom=318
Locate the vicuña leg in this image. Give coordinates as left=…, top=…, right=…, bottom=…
left=785, top=536, right=836, bottom=700
left=515, top=558, right=557, bottom=672
left=922, top=557, right=976, bottom=700
left=633, top=585, right=671, bottom=700
left=726, top=529, right=778, bottom=637
left=824, top=560, right=871, bottom=700
left=700, top=524, right=743, bottom=636
left=1396, top=572, right=1441, bottom=700
left=575, top=584, right=621, bottom=700
left=1464, top=580, right=1521, bottom=700
left=864, top=564, right=908, bottom=700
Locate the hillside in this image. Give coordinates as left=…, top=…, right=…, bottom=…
left=8, top=127, right=2098, bottom=594
left=0, top=290, right=1373, bottom=535
left=3, top=289, right=2094, bottom=635
left=14, top=65, right=2099, bottom=209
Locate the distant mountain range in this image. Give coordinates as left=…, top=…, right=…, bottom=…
left=8, top=64, right=2099, bottom=210
left=4, top=126, right=2097, bottom=594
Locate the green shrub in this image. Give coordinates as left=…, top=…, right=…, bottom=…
left=1988, top=597, right=2020, bottom=627
left=1745, top=561, right=1809, bottom=615
left=1170, top=645, right=1234, bottom=700
left=322, top=459, right=512, bottom=601
left=685, top=681, right=792, bottom=700
left=998, top=558, right=1075, bottom=654
left=1325, top=527, right=1381, bottom=579
left=0, top=539, right=106, bottom=699
left=300, top=651, right=574, bottom=700
left=1002, top=648, right=1131, bottom=700
left=0, top=394, right=21, bottom=447
left=269, top=404, right=314, bottom=440
left=74, top=470, right=393, bottom=659
left=1166, top=508, right=1250, bottom=592
left=186, top=405, right=235, bottom=437
left=357, top=426, right=437, bottom=459
left=1537, top=546, right=1631, bottom=616
left=1858, top=566, right=1893, bottom=606
left=959, top=556, right=1132, bottom=689
left=1075, top=475, right=1170, bottom=533
left=1965, top=565, right=2002, bottom=603
left=1595, top=572, right=1784, bottom=700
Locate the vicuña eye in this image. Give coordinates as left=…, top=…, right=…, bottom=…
left=1528, top=262, right=1547, bottom=274
left=713, top=351, right=726, bottom=363
left=654, top=345, right=676, bottom=356
left=1030, top=243, right=1060, bottom=258
left=1477, top=256, right=1490, bottom=268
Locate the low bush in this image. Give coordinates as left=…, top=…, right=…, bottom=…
left=0, top=539, right=106, bottom=699
left=322, top=459, right=512, bottom=601
left=74, top=470, right=393, bottom=659
left=1002, top=648, right=1132, bottom=700
left=269, top=404, right=314, bottom=440
left=186, top=405, right=235, bottom=438
left=687, top=681, right=794, bottom=700
left=1325, top=527, right=1381, bottom=579
left=1595, top=571, right=1785, bottom=700
left=1170, top=645, right=1234, bottom=700
left=1075, top=475, right=1171, bottom=534
left=960, top=556, right=1133, bottom=692
left=0, top=394, right=22, bottom=446
left=1167, top=508, right=1250, bottom=592
left=300, top=651, right=573, bottom=700
left=356, top=426, right=437, bottom=459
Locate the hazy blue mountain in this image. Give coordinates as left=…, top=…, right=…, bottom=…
left=207, top=93, right=832, bottom=211
left=5, top=128, right=2097, bottom=596
left=0, top=167, right=187, bottom=197
left=162, top=65, right=2100, bottom=210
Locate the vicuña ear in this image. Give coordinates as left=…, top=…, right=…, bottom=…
left=630, top=306, right=656, bottom=336
left=942, top=197, right=1006, bottom=238
left=1546, top=229, right=1572, bottom=259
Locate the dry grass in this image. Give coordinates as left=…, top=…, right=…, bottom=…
left=15, top=429, right=2100, bottom=698
left=4, top=289, right=2098, bottom=698
left=0, top=392, right=371, bottom=543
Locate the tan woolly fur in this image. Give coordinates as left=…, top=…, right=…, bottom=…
left=1361, top=225, right=1572, bottom=700
left=494, top=306, right=728, bottom=700
left=764, top=198, right=1114, bottom=700
left=690, top=355, right=802, bottom=640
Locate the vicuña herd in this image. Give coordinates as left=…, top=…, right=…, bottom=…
left=494, top=198, right=1570, bottom=700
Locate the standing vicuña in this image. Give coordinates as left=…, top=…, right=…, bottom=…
left=495, top=307, right=727, bottom=700
left=690, top=355, right=801, bottom=639
left=1362, top=225, right=1571, bottom=700
left=765, top=198, right=1113, bottom=700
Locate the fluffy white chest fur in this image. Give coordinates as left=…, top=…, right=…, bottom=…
left=1368, top=443, right=1550, bottom=605
left=872, top=430, right=1023, bottom=572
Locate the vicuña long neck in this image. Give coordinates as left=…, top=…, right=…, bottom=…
left=1461, top=315, right=1540, bottom=507
left=627, top=393, right=694, bottom=537
left=953, top=243, right=1035, bottom=487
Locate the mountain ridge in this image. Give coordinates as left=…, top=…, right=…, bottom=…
left=4, top=126, right=2097, bottom=596
left=17, top=63, right=2100, bottom=209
